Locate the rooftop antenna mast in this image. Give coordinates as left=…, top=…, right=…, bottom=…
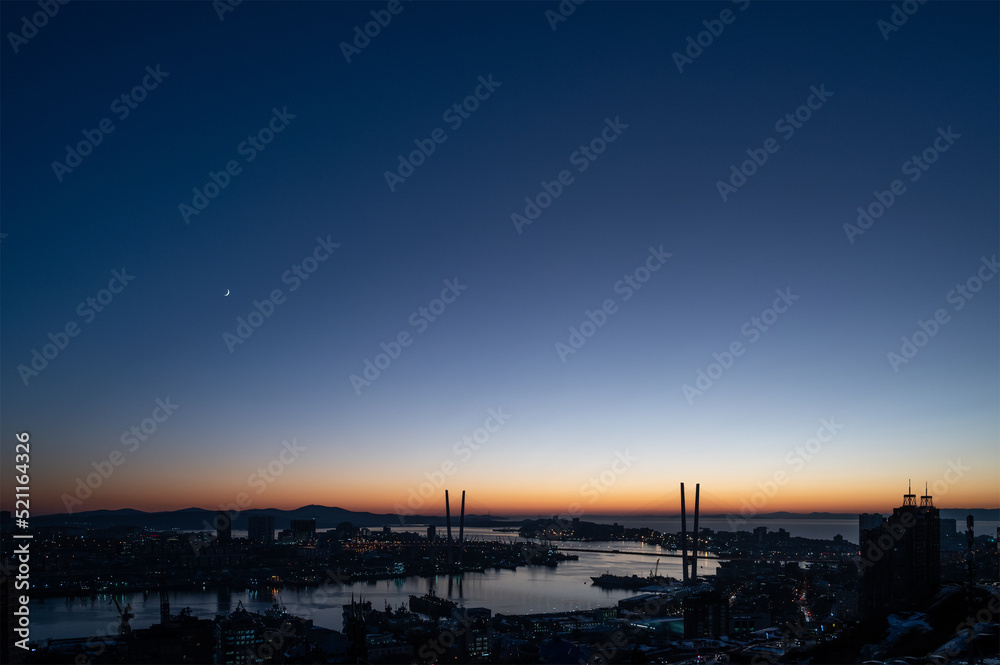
left=920, top=481, right=933, bottom=507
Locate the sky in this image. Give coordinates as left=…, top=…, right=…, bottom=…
left=2, top=1, right=997, bottom=520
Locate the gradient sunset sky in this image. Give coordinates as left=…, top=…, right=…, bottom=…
left=2, top=1, right=997, bottom=518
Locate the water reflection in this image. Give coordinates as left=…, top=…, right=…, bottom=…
left=29, top=541, right=718, bottom=642
left=216, top=586, right=231, bottom=614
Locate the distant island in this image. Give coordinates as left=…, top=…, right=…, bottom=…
left=32, top=505, right=999, bottom=532
left=32, top=504, right=514, bottom=531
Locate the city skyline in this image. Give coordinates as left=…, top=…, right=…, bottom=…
left=18, top=476, right=1000, bottom=521
left=3, top=1, right=998, bottom=519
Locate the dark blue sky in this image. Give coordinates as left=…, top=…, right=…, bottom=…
left=3, top=1, right=997, bottom=515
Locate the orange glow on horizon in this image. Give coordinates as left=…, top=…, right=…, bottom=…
left=26, top=478, right=1000, bottom=518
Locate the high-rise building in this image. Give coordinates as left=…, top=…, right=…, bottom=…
left=215, top=606, right=265, bottom=664
left=452, top=607, right=492, bottom=658
left=858, top=483, right=940, bottom=616
left=217, top=511, right=233, bottom=543
left=940, top=518, right=962, bottom=551
left=889, top=483, right=940, bottom=608
left=858, top=512, right=890, bottom=616
left=131, top=610, right=214, bottom=664
left=859, top=513, right=884, bottom=548
left=683, top=589, right=729, bottom=638
left=290, top=519, right=316, bottom=539
left=248, top=516, right=274, bottom=545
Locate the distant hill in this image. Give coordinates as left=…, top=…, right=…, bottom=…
left=33, top=505, right=515, bottom=531
left=938, top=508, right=1000, bottom=523
left=32, top=507, right=998, bottom=532
left=608, top=509, right=1000, bottom=522
left=725, top=510, right=999, bottom=522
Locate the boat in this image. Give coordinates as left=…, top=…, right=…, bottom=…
left=408, top=592, right=458, bottom=618
left=590, top=572, right=674, bottom=590
left=342, top=597, right=372, bottom=621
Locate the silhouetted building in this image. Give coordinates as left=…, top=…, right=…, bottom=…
left=859, top=484, right=940, bottom=616
left=248, top=516, right=274, bottom=545
left=343, top=597, right=369, bottom=662
left=452, top=607, right=492, bottom=658
left=729, top=594, right=772, bottom=636
left=683, top=589, right=728, bottom=638
left=890, top=483, right=940, bottom=608
left=217, top=511, right=233, bottom=543
left=427, top=525, right=436, bottom=541
left=132, top=610, right=214, bottom=663
left=215, top=605, right=266, bottom=664
left=940, top=517, right=963, bottom=551
left=859, top=515, right=892, bottom=617
left=859, top=512, right=884, bottom=551
left=290, top=519, right=316, bottom=539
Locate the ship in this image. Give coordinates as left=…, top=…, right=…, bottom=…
left=408, top=592, right=458, bottom=618
left=590, top=572, right=675, bottom=590
left=342, top=597, right=372, bottom=622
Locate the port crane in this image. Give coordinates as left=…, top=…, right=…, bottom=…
left=109, top=596, right=134, bottom=637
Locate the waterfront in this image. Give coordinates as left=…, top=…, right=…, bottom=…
left=26, top=516, right=995, bottom=644
left=219, top=516, right=998, bottom=545
left=483, top=515, right=999, bottom=542
left=26, top=546, right=716, bottom=642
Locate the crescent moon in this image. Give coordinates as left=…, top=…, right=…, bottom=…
left=224, top=289, right=230, bottom=296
